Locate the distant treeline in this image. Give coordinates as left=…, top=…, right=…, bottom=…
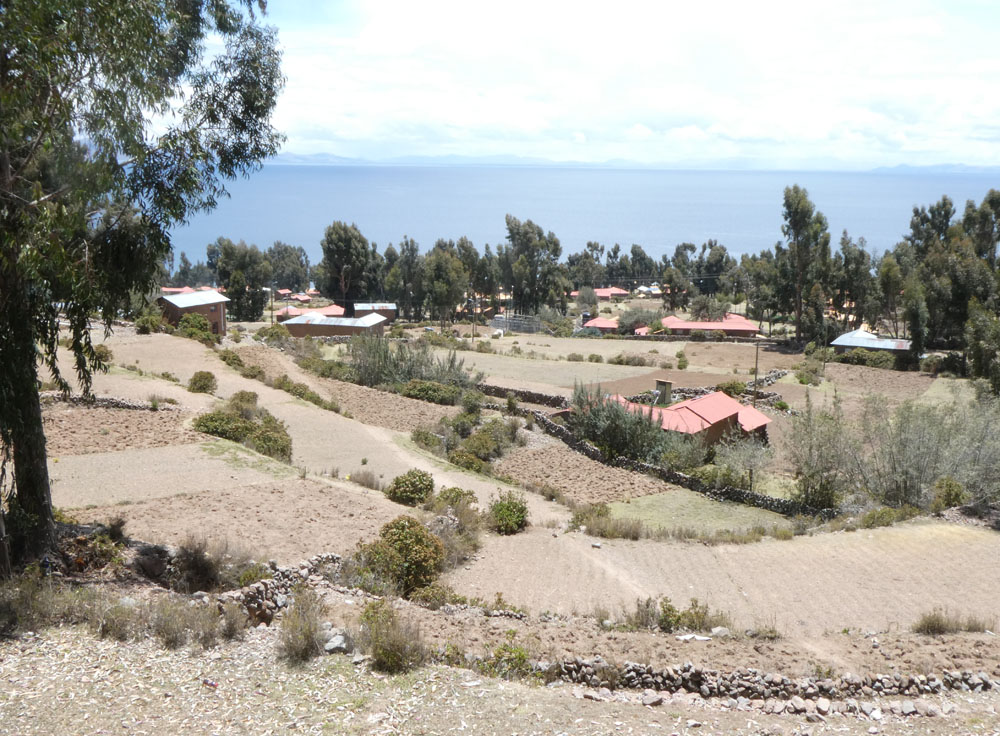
left=163, top=187, right=1000, bottom=393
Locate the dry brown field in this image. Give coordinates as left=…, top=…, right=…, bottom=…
left=5, top=325, right=998, bottom=735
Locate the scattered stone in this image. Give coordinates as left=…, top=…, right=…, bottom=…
left=815, top=697, right=830, bottom=715
left=789, top=695, right=807, bottom=713
left=685, top=720, right=701, bottom=728
left=710, top=626, right=731, bottom=638
left=901, top=700, right=916, bottom=716
left=642, top=693, right=663, bottom=707
left=591, top=542, right=601, bottom=549
left=323, top=634, right=349, bottom=654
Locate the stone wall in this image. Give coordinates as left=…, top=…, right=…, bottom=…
left=477, top=383, right=569, bottom=409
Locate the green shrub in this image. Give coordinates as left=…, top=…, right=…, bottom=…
left=256, top=323, right=291, bottom=345
left=193, top=411, right=255, bottom=442
left=911, top=608, right=993, bottom=635
left=357, top=516, right=445, bottom=596
left=240, top=364, right=265, bottom=380
left=774, top=399, right=789, bottom=411
left=460, top=390, right=485, bottom=415
left=448, top=448, right=490, bottom=474
left=716, top=380, right=746, bottom=397
left=689, top=330, right=707, bottom=342
left=462, top=428, right=501, bottom=461
left=358, top=599, right=426, bottom=673
left=587, top=353, right=603, bottom=363
left=187, top=370, right=217, bottom=394
left=273, top=374, right=339, bottom=412
left=567, top=352, right=584, bottom=362
left=220, top=601, right=248, bottom=641
left=384, top=469, right=434, bottom=506
left=836, top=348, right=896, bottom=370
left=860, top=505, right=919, bottom=529
left=488, top=491, right=529, bottom=535
left=277, top=586, right=327, bottom=663
left=93, top=343, right=113, bottom=364
left=505, top=392, right=518, bottom=413
left=400, top=379, right=461, bottom=405
left=150, top=597, right=193, bottom=649
left=676, top=351, right=689, bottom=370
left=433, top=486, right=478, bottom=509
left=569, top=503, right=646, bottom=540
left=449, top=411, right=478, bottom=439
left=411, top=427, right=444, bottom=453
left=177, top=313, right=217, bottom=346
left=930, top=476, right=966, bottom=514
left=409, top=582, right=464, bottom=610
left=657, top=597, right=681, bottom=632
left=135, top=310, right=166, bottom=334
left=608, top=352, right=652, bottom=366
left=192, top=394, right=292, bottom=462
left=218, top=348, right=245, bottom=370
left=479, top=630, right=535, bottom=680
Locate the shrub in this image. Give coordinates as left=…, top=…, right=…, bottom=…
left=462, top=428, right=501, bottom=461
left=240, top=364, right=265, bottom=380
left=567, top=352, right=584, bottom=362
left=774, top=399, right=790, bottom=411
left=860, top=505, right=919, bottom=529
left=487, top=492, right=529, bottom=535
left=689, top=330, right=707, bottom=342
left=187, top=370, right=217, bottom=394
left=912, top=609, right=993, bottom=635
left=358, top=599, right=425, bottom=673
left=357, top=516, right=445, bottom=596
left=400, top=379, right=461, bottom=405
left=569, top=504, right=645, bottom=540
left=93, top=343, right=113, bottom=364
left=448, top=448, right=490, bottom=474
left=135, top=310, right=166, bottom=334
left=273, top=374, right=338, bottom=411
left=657, top=597, right=681, bottom=632
left=505, top=392, right=518, bottom=413
left=350, top=468, right=383, bottom=491
left=587, top=353, right=603, bottom=363
left=277, top=586, right=327, bottom=663
left=676, top=351, right=689, bottom=370
left=218, top=349, right=245, bottom=370
left=677, top=597, right=732, bottom=632
left=95, top=602, right=144, bottom=642
left=460, top=390, right=485, bottom=415
left=716, top=380, right=746, bottom=397
left=609, top=352, right=652, bottom=366
left=220, top=601, right=248, bottom=641
left=567, top=383, right=667, bottom=462
left=930, top=476, right=966, bottom=514
left=409, top=582, right=463, bottom=610
left=256, top=323, right=291, bottom=344
left=384, top=469, right=434, bottom=506
left=192, top=394, right=292, bottom=462
left=411, top=427, right=444, bottom=453
left=177, top=313, right=217, bottom=346
left=150, top=597, right=193, bottom=649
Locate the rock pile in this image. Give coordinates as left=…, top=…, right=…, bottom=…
left=215, top=553, right=342, bottom=625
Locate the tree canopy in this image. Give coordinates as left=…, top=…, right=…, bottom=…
left=0, top=0, right=284, bottom=561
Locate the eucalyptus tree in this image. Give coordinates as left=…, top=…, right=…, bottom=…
left=781, top=185, right=831, bottom=339
left=0, top=0, right=284, bottom=560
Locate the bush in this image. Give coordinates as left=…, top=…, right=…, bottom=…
left=774, top=399, right=790, bottom=411
left=567, top=352, right=584, bottom=362
left=135, top=310, right=166, bottom=334
left=567, top=383, right=668, bottom=462
left=587, top=353, right=603, bottom=363
left=357, top=517, right=445, bottom=596
left=836, top=348, right=895, bottom=370
left=177, top=313, right=217, bottom=346
left=218, top=348, right=245, bottom=370
left=689, top=330, right=707, bottom=342
left=912, top=609, right=994, bottom=635
left=488, top=491, right=529, bottom=535
left=715, top=380, right=746, bottom=397
left=409, top=582, right=463, bottom=610
left=609, top=352, right=653, bottom=366
left=860, top=505, right=920, bottom=529
left=411, top=427, right=444, bottom=453
left=192, top=394, right=292, bottom=462
left=170, top=537, right=221, bottom=593
left=277, top=586, right=327, bottom=663
left=505, top=392, right=518, bottom=413
left=273, top=374, right=338, bottom=412
left=256, top=323, right=291, bottom=345
left=930, top=476, right=967, bottom=514
left=188, top=370, right=217, bottom=394
left=358, top=599, right=425, bottom=673
left=384, top=469, right=434, bottom=506
left=93, top=343, right=113, bottom=364
left=460, top=390, right=485, bottom=415
left=657, top=597, right=681, bottom=632
left=676, top=351, right=689, bottom=370
left=400, top=379, right=461, bottom=405
left=569, top=503, right=645, bottom=540
left=448, top=448, right=490, bottom=474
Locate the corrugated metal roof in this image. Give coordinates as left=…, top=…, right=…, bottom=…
left=161, top=290, right=229, bottom=308
left=583, top=317, right=619, bottom=329
left=355, top=302, right=396, bottom=311
left=830, top=329, right=911, bottom=352
left=661, top=313, right=758, bottom=333
left=283, top=312, right=386, bottom=328
left=613, top=391, right=771, bottom=436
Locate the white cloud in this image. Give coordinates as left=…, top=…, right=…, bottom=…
left=266, top=0, right=1000, bottom=167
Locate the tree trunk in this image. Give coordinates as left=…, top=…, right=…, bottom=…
left=7, top=324, right=55, bottom=559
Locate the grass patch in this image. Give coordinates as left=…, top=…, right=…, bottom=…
left=277, top=586, right=327, bottom=664
left=912, top=609, right=995, bottom=635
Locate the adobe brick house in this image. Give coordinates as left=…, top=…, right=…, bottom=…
left=354, top=302, right=397, bottom=323
left=282, top=311, right=386, bottom=337
left=158, top=290, right=229, bottom=335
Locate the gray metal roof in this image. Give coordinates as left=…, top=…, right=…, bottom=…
left=283, top=312, right=387, bottom=328
left=830, top=328, right=910, bottom=352
left=161, top=291, right=229, bottom=308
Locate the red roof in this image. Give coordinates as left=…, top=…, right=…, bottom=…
left=161, top=286, right=195, bottom=294
left=634, top=326, right=650, bottom=336
left=276, top=288, right=292, bottom=296
left=661, top=313, right=758, bottom=334
left=306, top=288, right=320, bottom=296
left=613, top=391, right=771, bottom=436
left=312, top=304, right=345, bottom=317
left=275, top=306, right=304, bottom=318
left=583, top=317, right=619, bottom=330
left=289, top=293, right=312, bottom=303
left=571, top=287, right=630, bottom=299
left=276, top=304, right=344, bottom=319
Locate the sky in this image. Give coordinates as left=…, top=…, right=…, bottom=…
left=260, top=0, right=1000, bottom=170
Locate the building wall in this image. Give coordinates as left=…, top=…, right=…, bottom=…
left=160, top=300, right=227, bottom=335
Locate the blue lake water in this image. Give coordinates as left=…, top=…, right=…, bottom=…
left=169, top=165, right=999, bottom=265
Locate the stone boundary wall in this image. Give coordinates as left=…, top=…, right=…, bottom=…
left=40, top=392, right=175, bottom=412
left=539, top=656, right=991, bottom=708
left=477, top=383, right=569, bottom=409
left=618, top=334, right=775, bottom=345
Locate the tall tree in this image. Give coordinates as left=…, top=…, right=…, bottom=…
left=215, top=238, right=271, bottom=321
left=504, top=215, right=562, bottom=314
left=781, top=185, right=831, bottom=340
left=422, top=245, right=468, bottom=327
left=0, top=0, right=282, bottom=561
left=319, top=222, right=370, bottom=307
left=384, top=236, right=424, bottom=320
left=266, top=241, right=310, bottom=292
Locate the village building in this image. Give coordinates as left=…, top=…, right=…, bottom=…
left=582, top=316, right=619, bottom=334
left=829, top=328, right=911, bottom=354
left=354, top=302, right=397, bottom=323
left=659, top=313, right=758, bottom=337
left=275, top=303, right=345, bottom=323
left=613, top=390, right=771, bottom=445
left=571, top=286, right=630, bottom=301
left=158, top=290, right=229, bottom=335
left=282, top=311, right=387, bottom=338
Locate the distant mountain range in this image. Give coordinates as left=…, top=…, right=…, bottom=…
left=269, top=152, right=1000, bottom=174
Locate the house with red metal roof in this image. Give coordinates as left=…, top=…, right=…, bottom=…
left=613, top=391, right=770, bottom=445
left=571, top=286, right=630, bottom=301
left=661, top=313, right=758, bottom=337
left=275, top=303, right=345, bottom=323
left=583, top=316, right=619, bottom=334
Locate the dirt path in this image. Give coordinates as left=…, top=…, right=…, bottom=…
left=444, top=521, right=1000, bottom=637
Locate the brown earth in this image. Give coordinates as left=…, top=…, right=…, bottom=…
left=43, top=401, right=203, bottom=456
left=495, top=439, right=671, bottom=505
